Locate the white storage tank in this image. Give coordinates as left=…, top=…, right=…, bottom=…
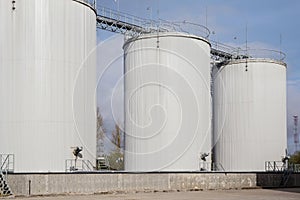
left=213, top=58, right=287, bottom=171
left=0, top=0, right=96, bottom=172
left=123, top=32, right=211, bottom=171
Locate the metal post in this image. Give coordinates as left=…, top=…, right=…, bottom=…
left=28, top=180, right=31, bottom=196
left=294, top=115, right=298, bottom=152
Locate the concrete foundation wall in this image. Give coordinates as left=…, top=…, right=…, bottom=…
left=6, top=173, right=300, bottom=196
left=256, top=173, right=300, bottom=188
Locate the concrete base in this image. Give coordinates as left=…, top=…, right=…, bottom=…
left=6, top=172, right=300, bottom=196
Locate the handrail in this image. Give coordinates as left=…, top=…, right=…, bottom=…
left=231, top=48, right=286, bottom=61
left=265, top=161, right=285, bottom=171
left=0, top=154, right=14, bottom=172
left=210, top=40, right=238, bottom=55
left=199, top=161, right=211, bottom=171
left=265, top=161, right=300, bottom=172
left=294, top=164, right=300, bottom=172
left=212, top=162, right=225, bottom=172
left=82, top=160, right=95, bottom=171
left=95, top=5, right=285, bottom=62
left=96, top=6, right=210, bottom=39
left=80, top=0, right=96, bottom=8
left=97, top=6, right=148, bottom=28
left=65, top=159, right=95, bottom=172
left=171, top=20, right=210, bottom=38
left=0, top=156, right=8, bottom=170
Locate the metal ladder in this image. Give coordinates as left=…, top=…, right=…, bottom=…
left=0, top=154, right=14, bottom=196
left=280, top=169, right=292, bottom=187
left=264, top=161, right=293, bottom=188
left=0, top=170, right=12, bottom=196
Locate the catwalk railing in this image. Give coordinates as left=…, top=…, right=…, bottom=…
left=96, top=6, right=210, bottom=38
left=265, top=161, right=300, bottom=172
left=76, top=0, right=96, bottom=8
left=0, top=154, right=14, bottom=173
left=95, top=6, right=285, bottom=62
left=65, top=159, right=95, bottom=172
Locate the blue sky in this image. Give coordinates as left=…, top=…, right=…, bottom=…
left=96, top=0, right=300, bottom=154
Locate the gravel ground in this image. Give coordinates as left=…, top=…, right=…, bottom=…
left=7, top=188, right=300, bottom=200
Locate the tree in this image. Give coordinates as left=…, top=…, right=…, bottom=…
left=108, top=123, right=124, bottom=170
left=111, top=124, right=121, bottom=149
left=289, top=151, right=300, bottom=165
left=96, top=107, right=105, bottom=157
left=107, top=150, right=124, bottom=170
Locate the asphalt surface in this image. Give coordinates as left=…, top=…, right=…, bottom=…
left=11, top=188, right=300, bottom=200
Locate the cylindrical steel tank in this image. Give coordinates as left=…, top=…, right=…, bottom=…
left=0, top=0, right=96, bottom=172
left=123, top=32, right=211, bottom=171
left=213, top=59, right=287, bottom=171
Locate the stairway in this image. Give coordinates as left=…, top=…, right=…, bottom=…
left=97, top=156, right=110, bottom=170
left=279, top=169, right=292, bottom=187
left=0, top=171, right=12, bottom=196
left=212, top=162, right=225, bottom=172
